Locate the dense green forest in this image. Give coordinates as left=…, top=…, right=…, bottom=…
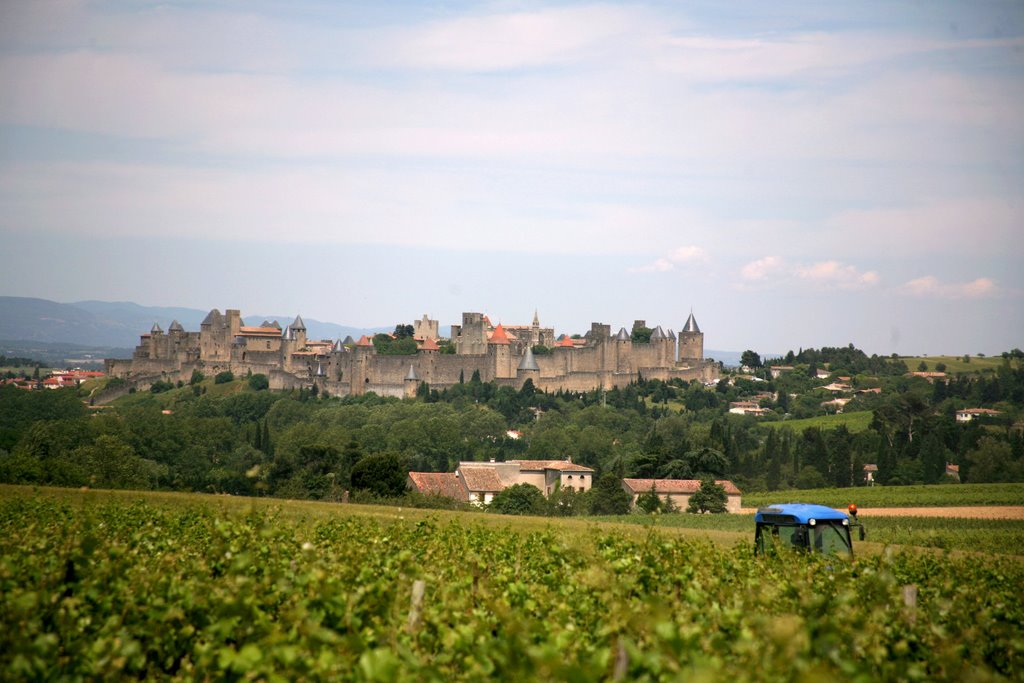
left=1, top=347, right=1022, bottom=510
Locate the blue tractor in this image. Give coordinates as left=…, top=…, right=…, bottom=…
left=754, top=503, right=866, bottom=557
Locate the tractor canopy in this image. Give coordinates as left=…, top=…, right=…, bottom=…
left=755, top=503, right=854, bottom=557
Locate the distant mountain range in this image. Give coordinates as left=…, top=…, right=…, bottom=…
left=0, top=296, right=746, bottom=368
left=0, top=297, right=388, bottom=355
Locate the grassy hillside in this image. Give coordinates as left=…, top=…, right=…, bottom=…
left=761, top=410, right=874, bottom=433
left=901, top=355, right=1007, bottom=374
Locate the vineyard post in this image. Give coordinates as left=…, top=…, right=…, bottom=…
left=901, top=584, right=918, bottom=623
left=407, top=579, right=426, bottom=633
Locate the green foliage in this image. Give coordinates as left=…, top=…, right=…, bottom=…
left=631, top=326, right=652, bottom=343
left=4, top=492, right=1024, bottom=680
left=589, top=474, right=631, bottom=515
left=531, top=344, right=552, bottom=355
left=149, top=380, right=175, bottom=394
left=247, top=374, right=269, bottom=391
left=636, top=483, right=662, bottom=514
left=350, top=453, right=408, bottom=497
left=489, top=483, right=545, bottom=515
left=740, top=350, right=762, bottom=368
left=686, top=477, right=727, bottom=513
left=189, top=369, right=204, bottom=385
left=214, top=371, right=234, bottom=384
left=372, top=334, right=418, bottom=355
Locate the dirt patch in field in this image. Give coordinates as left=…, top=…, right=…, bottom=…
left=741, top=506, right=1024, bottom=520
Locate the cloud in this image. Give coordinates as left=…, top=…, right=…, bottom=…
left=740, top=256, right=785, bottom=281
left=796, top=260, right=880, bottom=289
left=739, top=256, right=879, bottom=290
left=902, top=276, right=997, bottom=299
left=630, top=245, right=708, bottom=273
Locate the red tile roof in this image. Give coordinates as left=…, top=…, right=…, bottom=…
left=239, top=326, right=282, bottom=336
left=408, top=472, right=468, bottom=501
left=488, top=324, right=510, bottom=345
left=508, top=459, right=594, bottom=472
left=458, top=466, right=506, bottom=492
left=355, top=335, right=373, bottom=347
left=418, top=337, right=440, bottom=351
left=622, top=478, right=741, bottom=495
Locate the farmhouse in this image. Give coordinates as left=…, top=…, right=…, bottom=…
left=955, top=408, right=1002, bottom=423
left=408, top=459, right=595, bottom=506
left=621, top=478, right=742, bottom=513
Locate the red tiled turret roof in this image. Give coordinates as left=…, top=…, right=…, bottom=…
left=418, top=337, right=440, bottom=351
left=355, top=335, right=373, bottom=347
left=488, top=324, right=510, bottom=345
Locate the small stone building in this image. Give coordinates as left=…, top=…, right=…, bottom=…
left=621, top=478, right=742, bottom=513
left=408, top=459, right=595, bottom=506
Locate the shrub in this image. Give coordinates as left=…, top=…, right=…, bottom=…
left=248, top=374, right=269, bottom=391
left=215, top=371, right=235, bottom=384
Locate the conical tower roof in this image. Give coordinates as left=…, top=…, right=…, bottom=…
left=151, top=322, right=163, bottom=334
left=282, top=325, right=294, bottom=340
left=489, top=324, right=510, bottom=345
left=333, top=339, right=345, bottom=352
left=682, top=312, right=701, bottom=333
left=518, top=345, right=540, bottom=371
left=667, top=328, right=676, bottom=340
left=651, top=325, right=666, bottom=341
left=343, top=335, right=355, bottom=345
left=355, top=335, right=373, bottom=347
left=169, top=320, right=184, bottom=333
left=291, top=314, right=306, bottom=331
left=405, top=364, right=419, bottom=381
left=201, top=309, right=222, bottom=326
left=615, top=327, right=630, bottom=341
left=532, top=309, right=540, bottom=326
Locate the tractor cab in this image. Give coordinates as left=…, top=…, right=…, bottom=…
left=755, top=503, right=865, bottom=558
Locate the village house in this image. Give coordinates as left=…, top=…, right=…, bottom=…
left=728, top=401, right=769, bottom=416
left=955, top=408, right=1003, bottom=423
left=408, top=459, right=595, bottom=506
left=769, top=366, right=794, bottom=379
left=621, top=478, right=742, bottom=513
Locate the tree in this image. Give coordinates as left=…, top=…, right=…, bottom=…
left=686, top=477, right=727, bottom=514
left=631, top=326, right=653, bottom=344
left=350, top=453, right=408, bottom=497
left=190, top=370, right=205, bottom=385
left=248, top=374, right=269, bottom=391
left=490, top=483, right=545, bottom=515
left=215, top=371, right=234, bottom=384
left=740, top=350, right=762, bottom=369
left=589, top=474, right=631, bottom=515
left=919, top=432, right=949, bottom=484
left=795, top=465, right=828, bottom=490
left=393, top=324, right=414, bottom=339
left=636, top=483, right=662, bottom=513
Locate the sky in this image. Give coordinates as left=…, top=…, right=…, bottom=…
left=1, top=1, right=1022, bottom=357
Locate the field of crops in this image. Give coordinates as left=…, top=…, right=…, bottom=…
left=600, top=512, right=1024, bottom=556
left=744, top=482, right=1024, bottom=509
left=3, top=489, right=1023, bottom=681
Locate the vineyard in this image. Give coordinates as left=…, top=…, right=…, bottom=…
left=743, top=482, right=1024, bottom=509
left=3, top=488, right=1023, bottom=681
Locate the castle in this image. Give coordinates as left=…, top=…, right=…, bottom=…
left=105, top=308, right=718, bottom=397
